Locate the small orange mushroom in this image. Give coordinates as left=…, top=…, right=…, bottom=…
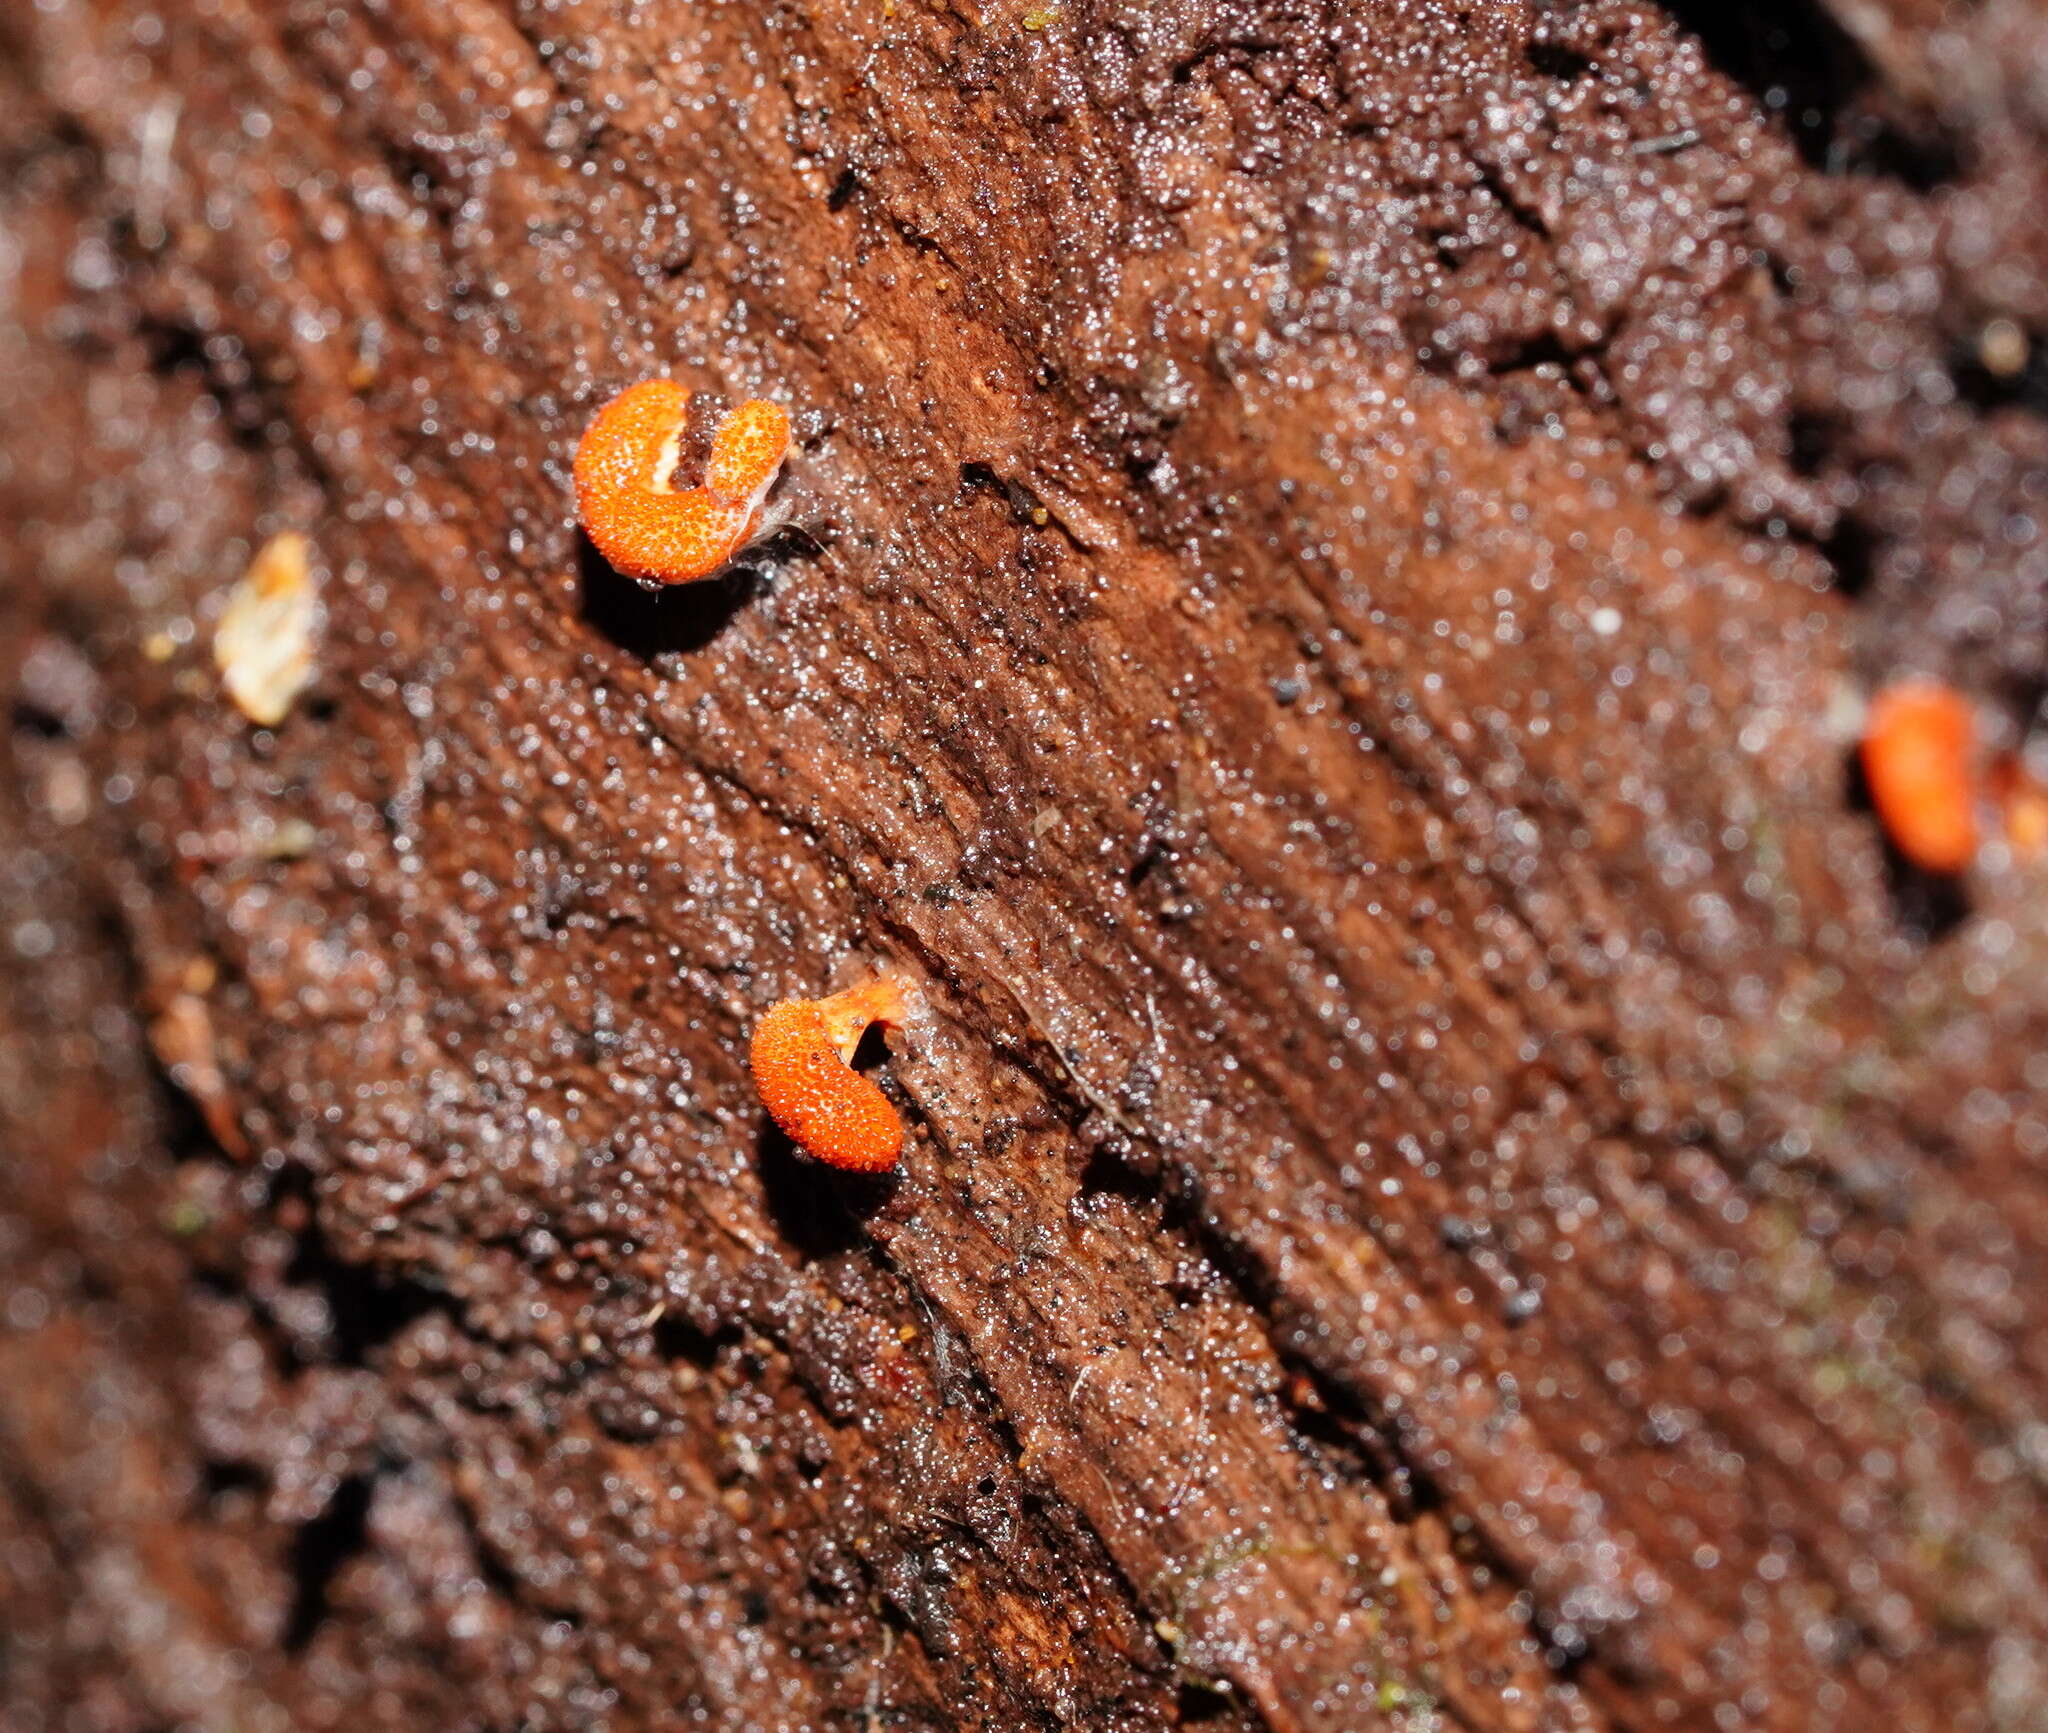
left=1994, top=755, right=2048, bottom=862
left=749, top=977, right=910, bottom=1172
left=572, top=379, right=790, bottom=584
left=1860, top=679, right=1980, bottom=875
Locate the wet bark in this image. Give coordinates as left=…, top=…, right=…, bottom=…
left=4, top=1, right=2047, bottom=1729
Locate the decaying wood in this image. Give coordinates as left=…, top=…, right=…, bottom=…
left=4, top=1, right=2047, bottom=1729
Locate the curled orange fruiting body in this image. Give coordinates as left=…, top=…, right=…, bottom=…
left=1860, top=679, right=1979, bottom=874
left=1993, top=756, right=2048, bottom=862
left=572, top=379, right=791, bottom=584
left=749, top=977, right=909, bottom=1172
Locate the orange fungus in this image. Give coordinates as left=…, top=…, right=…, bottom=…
left=573, top=379, right=790, bottom=584
left=1993, top=756, right=2048, bottom=862
left=1860, top=679, right=1979, bottom=875
left=749, top=977, right=909, bottom=1172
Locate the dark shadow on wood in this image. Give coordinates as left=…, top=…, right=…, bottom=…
left=1655, top=0, right=1958, bottom=187
left=282, top=1471, right=374, bottom=1652
left=755, top=1115, right=900, bottom=1264
left=1844, top=743, right=1970, bottom=939
left=576, top=531, right=760, bottom=664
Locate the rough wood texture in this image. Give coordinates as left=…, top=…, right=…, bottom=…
left=4, top=1, right=2047, bottom=1729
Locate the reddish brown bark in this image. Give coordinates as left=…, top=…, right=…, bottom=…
left=4, top=2, right=2047, bottom=1729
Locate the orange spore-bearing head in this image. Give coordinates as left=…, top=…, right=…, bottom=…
left=749, top=977, right=910, bottom=1173
left=572, top=379, right=791, bottom=585
left=1860, top=679, right=1980, bottom=875
left=1993, top=755, right=2048, bottom=862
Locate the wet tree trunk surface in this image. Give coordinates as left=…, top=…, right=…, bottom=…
left=5, top=1, right=2048, bottom=1728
